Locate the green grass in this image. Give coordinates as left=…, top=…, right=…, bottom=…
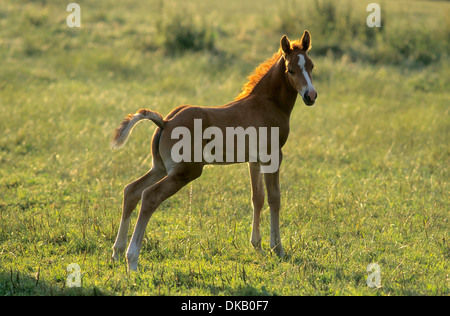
left=0, top=0, right=448, bottom=296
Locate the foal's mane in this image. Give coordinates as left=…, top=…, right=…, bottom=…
left=235, top=40, right=301, bottom=101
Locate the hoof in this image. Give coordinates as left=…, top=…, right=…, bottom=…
left=271, top=244, right=285, bottom=258
left=112, top=245, right=125, bottom=261
left=251, top=238, right=262, bottom=250
left=126, top=249, right=139, bottom=272
left=127, top=262, right=138, bottom=272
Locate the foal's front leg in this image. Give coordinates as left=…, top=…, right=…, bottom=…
left=264, top=169, right=285, bottom=257
left=249, top=163, right=265, bottom=252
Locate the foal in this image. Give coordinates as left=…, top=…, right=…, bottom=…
left=111, top=31, right=317, bottom=271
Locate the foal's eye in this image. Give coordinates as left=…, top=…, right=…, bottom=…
left=288, top=68, right=294, bottom=74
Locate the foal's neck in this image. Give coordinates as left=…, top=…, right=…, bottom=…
left=254, top=57, right=298, bottom=117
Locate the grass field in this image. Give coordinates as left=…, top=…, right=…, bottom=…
left=0, top=0, right=448, bottom=296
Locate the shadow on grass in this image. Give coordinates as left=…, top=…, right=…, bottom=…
left=0, top=270, right=106, bottom=296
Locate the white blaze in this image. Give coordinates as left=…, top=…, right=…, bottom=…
left=298, top=54, right=314, bottom=94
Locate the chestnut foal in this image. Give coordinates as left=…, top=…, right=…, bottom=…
left=111, top=32, right=317, bottom=271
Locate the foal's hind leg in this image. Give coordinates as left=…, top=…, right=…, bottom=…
left=126, top=166, right=203, bottom=271
left=249, top=163, right=265, bottom=252
left=112, top=167, right=166, bottom=260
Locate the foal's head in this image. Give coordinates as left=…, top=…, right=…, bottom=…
left=281, top=31, right=317, bottom=106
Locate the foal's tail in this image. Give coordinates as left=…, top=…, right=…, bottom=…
left=111, top=108, right=165, bottom=149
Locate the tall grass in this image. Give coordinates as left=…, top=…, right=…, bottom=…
left=277, top=0, right=449, bottom=66
left=155, top=4, right=217, bottom=54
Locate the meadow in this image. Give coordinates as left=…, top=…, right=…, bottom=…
left=0, top=0, right=448, bottom=296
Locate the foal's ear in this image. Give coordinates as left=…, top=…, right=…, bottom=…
left=300, top=30, right=311, bottom=51
left=281, top=35, right=291, bottom=54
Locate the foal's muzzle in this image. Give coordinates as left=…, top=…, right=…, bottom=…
left=303, top=90, right=318, bottom=106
